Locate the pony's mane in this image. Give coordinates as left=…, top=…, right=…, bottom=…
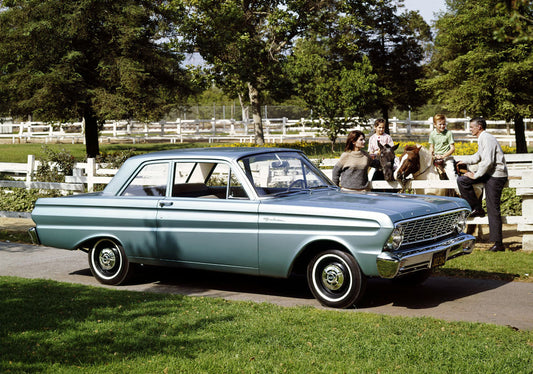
left=404, top=145, right=419, bottom=152
left=417, top=146, right=432, bottom=169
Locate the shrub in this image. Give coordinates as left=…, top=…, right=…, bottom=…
left=34, top=146, right=75, bottom=183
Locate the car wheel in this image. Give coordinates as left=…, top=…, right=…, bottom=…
left=89, top=238, right=133, bottom=285
left=394, top=269, right=432, bottom=285
left=307, top=250, right=366, bottom=308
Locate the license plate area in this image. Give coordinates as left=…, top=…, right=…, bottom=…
left=431, top=250, right=447, bottom=268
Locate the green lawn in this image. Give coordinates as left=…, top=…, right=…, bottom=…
left=1, top=276, right=532, bottom=373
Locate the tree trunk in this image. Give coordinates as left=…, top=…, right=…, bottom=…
left=248, top=82, right=264, bottom=145
left=84, top=109, right=100, bottom=158
left=381, top=105, right=390, bottom=134
left=514, top=115, right=528, bottom=153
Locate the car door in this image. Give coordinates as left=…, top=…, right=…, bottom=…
left=156, top=160, right=260, bottom=273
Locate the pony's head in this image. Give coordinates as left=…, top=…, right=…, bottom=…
left=377, top=142, right=399, bottom=181
left=394, top=145, right=421, bottom=183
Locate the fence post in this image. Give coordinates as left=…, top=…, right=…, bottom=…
left=177, top=118, right=181, bottom=135
left=26, top=154, right=35, bottom=182
left=87, top=158, right=96, bottom=192
left=282, top=117, right=287, bottom=136
left=211, top=118, right=216, bottom=135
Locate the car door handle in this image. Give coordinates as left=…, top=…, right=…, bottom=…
left=159, top=201, right=173, bottom=207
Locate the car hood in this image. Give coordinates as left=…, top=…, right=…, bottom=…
left=259, top=189, right=469, bottom=223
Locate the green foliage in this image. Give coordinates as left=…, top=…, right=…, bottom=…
left=0, top=189, right=63, bottom=212
left=34, top=146, right=75, bottom=183
left=287, top=37, right=379, bottom=149
left=1, top=277, right=532, bottom=373
left=0, top=0, right=195, bottom=156
left=176, top=0, right=333, bottom=144
left=421, top=0, right=533, bottom=152
left=96, top=148, right=137, bottom=169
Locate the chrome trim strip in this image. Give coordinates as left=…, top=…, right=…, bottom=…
left=376, top=234, right=475, bottom=279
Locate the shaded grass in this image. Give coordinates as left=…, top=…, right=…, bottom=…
left=0, top=230, right=30, bottom=244
left=1, top=276, right=532, bottom=373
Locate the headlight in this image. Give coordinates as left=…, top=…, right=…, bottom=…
left=384, top=224, right=404, bottom=251
left=455, top=210, right=468, bottom=233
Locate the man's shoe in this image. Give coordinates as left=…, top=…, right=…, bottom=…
left=469, top=209, right=486, bottom=218
left=489, top=243, right=505, bottom=252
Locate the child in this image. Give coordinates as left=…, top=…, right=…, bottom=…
left=429, top=114, right=456, bottom=181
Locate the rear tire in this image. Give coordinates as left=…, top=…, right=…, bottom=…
left=307, top=250, right=366, bottom=308
left=89, top=238, right=133, bottom=285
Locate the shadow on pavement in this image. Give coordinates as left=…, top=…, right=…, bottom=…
left=71, top=265, right=509, bottom=310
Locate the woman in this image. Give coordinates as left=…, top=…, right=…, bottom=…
left=332, top=130, right=379, bottom=191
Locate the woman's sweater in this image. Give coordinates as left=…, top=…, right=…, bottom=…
left=332, top=150, right=377, bottom=190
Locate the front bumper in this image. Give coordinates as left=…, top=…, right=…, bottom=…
left=28, top=227, right=41, bottom=245
left=376, top=233, right=476, bottom=278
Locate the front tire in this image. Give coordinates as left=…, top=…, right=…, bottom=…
left=307, top=250, right=366, bottom=308
left=89, top=238, right=133, bottom=285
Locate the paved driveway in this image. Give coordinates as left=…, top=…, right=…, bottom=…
left=1, top=241, right=532, bottom=330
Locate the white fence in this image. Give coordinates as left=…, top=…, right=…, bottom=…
left=1, top=153, right=533, bottom=250
left=2, top=116, right=533, bottom=146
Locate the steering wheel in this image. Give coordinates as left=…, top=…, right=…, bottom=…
left=287, top=179, right=305, bottom=191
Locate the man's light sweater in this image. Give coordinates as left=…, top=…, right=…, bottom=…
left=462, top=131, right=508, bottom=179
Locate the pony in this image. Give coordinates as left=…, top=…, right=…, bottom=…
left=374, top=142, right=399, bottom=182
left=393, top=145, right=450, bottom=196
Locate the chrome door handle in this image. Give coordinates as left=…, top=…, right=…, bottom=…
left=159, top=201, right=173, bottom=207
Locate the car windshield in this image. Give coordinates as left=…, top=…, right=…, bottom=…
left=238, top=151, right=336, bottom=197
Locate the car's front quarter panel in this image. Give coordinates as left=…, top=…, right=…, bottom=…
left=258, top=203, right=394, bottom=277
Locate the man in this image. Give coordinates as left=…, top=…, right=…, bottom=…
left=457, top=117, right=508, bottom=252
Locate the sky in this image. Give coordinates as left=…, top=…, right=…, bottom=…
left=403, top=0, right=447, bottom=23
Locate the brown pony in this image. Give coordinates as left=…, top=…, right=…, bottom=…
left=394, top=145, right=448, bottom=195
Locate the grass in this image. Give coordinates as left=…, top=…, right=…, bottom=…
left=435, top=249, right=532, bottom=282
left=1, top=276, right=532, bottom=373
left=0, top=141, right=340, bottom=163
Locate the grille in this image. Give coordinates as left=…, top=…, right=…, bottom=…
left=401, top=210, right=465, bottom=246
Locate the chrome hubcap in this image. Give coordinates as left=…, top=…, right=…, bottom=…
left=99, top=248, right=116, bottom=270
left=321, top=264, right=344, bottom=291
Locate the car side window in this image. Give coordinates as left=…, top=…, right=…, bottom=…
left=121, top=162, right=169, bottom=197
left=172, top=162, right=248, bottom=200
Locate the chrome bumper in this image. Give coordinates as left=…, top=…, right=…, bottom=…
left=376, top=234, right=476, bottom=279
left=28, top=227, right=41, bottom=245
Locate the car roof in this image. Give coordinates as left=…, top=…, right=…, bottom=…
left=128, top=147, right=301, bottom=162
left=103, top=147, right=305, bottom=195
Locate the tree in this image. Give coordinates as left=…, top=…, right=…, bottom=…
left=287, top=37, right=379, bottom=151
left=0, top=0, right=193, bottom=157
left=344, top=0, right=432, bottom=133
left=421, top=0, right=533, bottom=153
left=494, top=0, right=533, bottom=43
left=176, top=0, right=331, bottom=145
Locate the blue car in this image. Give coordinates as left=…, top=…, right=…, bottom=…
left=30, top=147, right=475, bottom=308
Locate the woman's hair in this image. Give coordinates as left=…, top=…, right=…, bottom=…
left=470, top=117, right=487, bottom=130
left=433, top=114, right=446, bottom=124
left=374, top=118, right=385, bottom=127
left=345, top=130, right=365, bottom=151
